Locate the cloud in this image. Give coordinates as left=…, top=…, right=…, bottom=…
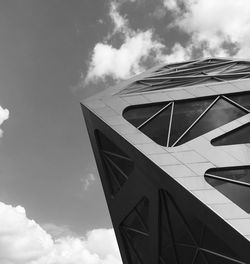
left=161, top=43, right=191, bottom=63
left=0, top=202, right=53, bottom=264
left=162, top=0, right=181, bottom=12
left=42, top=223, right=76, bottom=239
left=0, top=106, right=9, bottom=126
left=85, top=1, right=167, bottom=83
left=152, top=5, right=167, bottom=20
left=85, top=0, right=250, bottom=85
left=164, top=0, right=250, bottom=58
left=81, top=173, right=96, bottom=191
left=0, top=105, right=9, bottom=138
left=0, top=202, right=122, bottom=264
left=85, top=31, right=165, bottom=82
left=37, top=229, right=122, bottom=264
left=109, top=1, right=129, bottom=34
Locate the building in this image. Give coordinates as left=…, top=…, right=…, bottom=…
left=81, top=58, right=250, bottom=263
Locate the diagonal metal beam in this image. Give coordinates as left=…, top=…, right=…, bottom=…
left=137, top=102, right=172, bottom=129
left=200, top=247, right=246, bottom=264
left=166, top=102, right=174, bottom=147
left=222, top=95, right=250, bottom=113
left=205, top=173, right=250, bottom=187
left=171, top=96, right=220, bottom=147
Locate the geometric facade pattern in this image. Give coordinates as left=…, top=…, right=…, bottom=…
left=123, top=92, right=250, bottom=147
left=82, top=57, right=250, bottom=264
left=159, top=190, right=244, bottom=264
left=120, top=197, right=149, bottom=264
left=120, top=58, right=250, bottom=94
left=95, top=130, right=134, bottom=196
left=205, top=167, right=250, bottom=213
left=212, top=122, right=250, bottom=146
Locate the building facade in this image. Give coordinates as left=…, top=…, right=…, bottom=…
left=82, top=58, right=250, bottom=263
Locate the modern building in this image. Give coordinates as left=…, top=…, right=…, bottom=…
left=81, top=58, right=250, bottom=263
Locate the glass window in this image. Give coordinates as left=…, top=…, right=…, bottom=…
left=212, top=123, right=250, bottom=146
left=140, top=105, right=172, bottom=146
left=123, top=92, right=250, bottom=147
left=206, top=167, right=250, bottom=184
left=227, top=93, right=250, bottom=111
left=205, top=167, right=250, bottom=213
left=169, top=98, right=214, bottom=146
left=123, top=102, right=167, bottom=127
left=177, top=98, right=246, bottom=145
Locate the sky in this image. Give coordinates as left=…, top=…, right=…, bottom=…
left=1, top=0, right=250, bottom=263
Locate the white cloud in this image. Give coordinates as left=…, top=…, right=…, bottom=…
left=0, top=202, right=122, bottom=264
left=85, top=0, right=199, bottom=84
left=0, top=202, right=53, bottom=264
left=0, top=105, right=9, bottom=138
left=81, top=173, right=96, bottom=191
left=161, top=43, right=191, bottom=63
left=164, top=0, right=250, bottom=58
left=85, top=31, right=165, bottom=82
left=86, top=0, right=250, bottom=85
left=162, top=0, right=181, bottom=12
left=109, top=1, right=129, bottom=34
left=42, top=223, right=76, bottom=239
left=85, top=1, right=167, bottom=83
left=37, top=229, right=121, bottom=264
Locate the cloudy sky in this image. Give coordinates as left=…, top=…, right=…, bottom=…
left=1, top=0, right=250, bottom=263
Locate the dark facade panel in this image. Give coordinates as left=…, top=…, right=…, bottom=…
left=95, top=130, right=134, bottom=197
left=82, top=105, right=250, bottom=264
left=159, top=190, right=243, bottom=264
left=120, top=197, right=149, bottom=264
